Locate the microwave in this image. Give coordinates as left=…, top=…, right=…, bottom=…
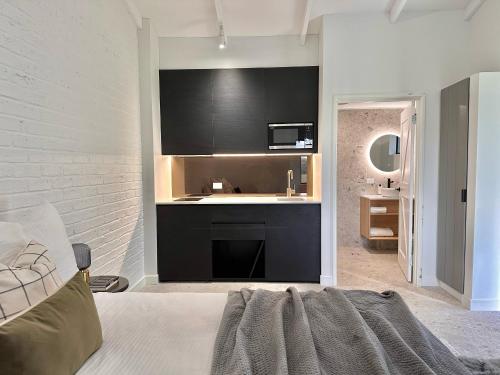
left=268, top=123, right=314, bottom=150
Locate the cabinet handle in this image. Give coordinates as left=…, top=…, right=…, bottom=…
left=461, top=189, right=467, bottom=203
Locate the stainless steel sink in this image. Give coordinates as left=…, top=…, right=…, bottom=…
left=277, top=197, right=305, bottom=202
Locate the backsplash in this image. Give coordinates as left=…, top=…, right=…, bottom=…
left=180, top=156, right=306, bottom=195
left=337, top=109, right=402, bottom=248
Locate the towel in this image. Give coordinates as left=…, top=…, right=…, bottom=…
left=370, top=227, right=394, bottom=237
left=370, top=207, right=387, bottom=214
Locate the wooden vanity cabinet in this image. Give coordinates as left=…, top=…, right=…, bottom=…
left=360, top=196, right=399, bottom=241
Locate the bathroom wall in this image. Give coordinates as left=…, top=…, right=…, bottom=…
left=180, top=156, right=305, bottom=195
left=337, top=109, right=403, bottom=248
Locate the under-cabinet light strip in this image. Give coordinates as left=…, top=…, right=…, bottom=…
left=170, top=153, right=314, bottom=158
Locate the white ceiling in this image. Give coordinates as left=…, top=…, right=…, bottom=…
left=132, top=0, right=471, bottom=38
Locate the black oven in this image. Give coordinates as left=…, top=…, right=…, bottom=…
left=268, top=123, right=314, bottom=150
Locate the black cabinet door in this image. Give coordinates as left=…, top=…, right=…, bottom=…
left=160, top=70, right=214, bottom=155
left=157, top=205, right=211, bottom=281
left=212, top=69, right=268, bottom=153
left=265, top=67, right=319, bottom=124
left=265, top=205, right=321, bottom=282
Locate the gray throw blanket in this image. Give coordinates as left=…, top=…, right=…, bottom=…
left=211, top=287, right=498, bottom=375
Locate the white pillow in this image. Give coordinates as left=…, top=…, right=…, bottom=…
left=0, top=241, right=63, bottom=321
left=0, top=222, right=29, bottom=265
left=3, top=202, right=79, bottom=282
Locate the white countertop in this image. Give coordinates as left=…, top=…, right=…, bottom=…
left=361, top=194, right=399, bottom=201
left=157, top=195, right=321, bottom=205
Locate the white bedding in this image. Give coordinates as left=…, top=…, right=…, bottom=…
left=78, top=292, right=227, bottom=375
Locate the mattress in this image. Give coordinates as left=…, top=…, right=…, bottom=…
left=78, top=292, right=227, bottom=375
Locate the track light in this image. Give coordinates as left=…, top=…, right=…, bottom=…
left=218, top=24, right=226, bottom=49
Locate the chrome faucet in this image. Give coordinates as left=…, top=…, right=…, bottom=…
left=286, top=169, right=295, bottom=197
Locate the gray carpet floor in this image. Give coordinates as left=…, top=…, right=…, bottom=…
left=138, top=245, right=500, bottom=359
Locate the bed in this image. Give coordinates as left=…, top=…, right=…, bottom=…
left=78, top=292, right=227, bottom=374
left=78, top=288, right=500, bottom=375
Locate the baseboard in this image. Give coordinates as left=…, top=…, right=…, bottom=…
left=144, top=274, right=158, bottom=285
left=129, top=274, right=158, bottom=292
left=438, top=280, right=464, bottom=302
left=320, top=275, right=334, bottom=287
left=419, top=275, right=438, bottom=287
left=129, top=276, right=146, bottom=291
left=469, top=298, right=500, bottom=311
left=437, top=281, right=500, bottom=311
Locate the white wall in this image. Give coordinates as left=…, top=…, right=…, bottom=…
left=466, top=2, right=500, bottom=309
left=466, top=73, right=500, bottom=310
left=159, top=35, right=319, bottom=69
left=0, top=0, right=144, bottom=285
left=320, top=8, right=500, bottom=286
left=138, top=19, right=163, bottom=280
left=469, top=1, right=500, bottom=73
left=318, top=19, right=335, bottom=285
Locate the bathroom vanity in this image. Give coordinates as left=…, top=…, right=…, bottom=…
left=360, top=195, right=399, bottom=241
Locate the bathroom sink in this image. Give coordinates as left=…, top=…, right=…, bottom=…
left=380, top=188, right=399, bottom=198
left=277, top=197, right=305, bottom=202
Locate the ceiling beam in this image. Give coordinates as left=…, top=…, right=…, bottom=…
left=464, top=0, right=486, bottom=21
left=123, top=0, right=142, bottom=29
left=388, top=0, right=407, bottom=23
left=300, top=0, right=314, bottom=45
left=214, top=0, right=228, bottom=45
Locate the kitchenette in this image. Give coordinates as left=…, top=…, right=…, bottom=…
left=155, top=66, right=321, bottom=283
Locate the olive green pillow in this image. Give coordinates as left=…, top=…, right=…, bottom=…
left=0, top=272, right=103, bottom=375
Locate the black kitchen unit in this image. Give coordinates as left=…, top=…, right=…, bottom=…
left=159, top=67, right=319, bottom=155
left=156, top=204, right=321, bottom=282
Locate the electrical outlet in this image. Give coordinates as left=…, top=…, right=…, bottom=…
left=366, top=177, right=375, bottom=184
left=212, top=182, right=223, bottom=190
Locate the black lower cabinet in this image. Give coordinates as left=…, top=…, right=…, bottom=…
left=156, top=204, right=321, bottom=282
left=266, top=205, right=321, bottom=282
left=156, top=205, right=211, bottom=281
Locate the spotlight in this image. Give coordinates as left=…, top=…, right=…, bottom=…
left=218, top=24, right=226, bottom=49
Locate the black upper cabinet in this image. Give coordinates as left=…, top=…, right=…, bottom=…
left=265, top=67, right=319, bottom=124
left=160, top=67, right=319, bottom=155
left=212, top=69, right=268, bottom=153
left=160, top=70, right=214, bottom=155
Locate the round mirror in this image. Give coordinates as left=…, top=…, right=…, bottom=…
left=369, top=134, right=401, bottom=172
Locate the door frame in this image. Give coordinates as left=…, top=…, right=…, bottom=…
left=331, top=94, right=426, bottom=287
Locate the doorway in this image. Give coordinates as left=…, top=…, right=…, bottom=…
left=333, top=96, right=424, bottom=289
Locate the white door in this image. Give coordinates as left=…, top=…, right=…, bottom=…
left=398, top=106, right=416, bottom=282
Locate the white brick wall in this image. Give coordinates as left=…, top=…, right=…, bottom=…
left=0, top=0, right=144, bottom=285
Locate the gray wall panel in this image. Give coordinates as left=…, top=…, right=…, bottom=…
left=437, top=78, right=469, bottom=293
